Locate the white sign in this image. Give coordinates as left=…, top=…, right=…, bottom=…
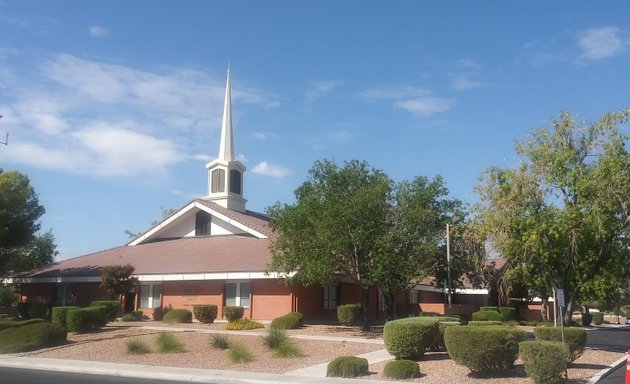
left=556, top=288, right=565, bottom=308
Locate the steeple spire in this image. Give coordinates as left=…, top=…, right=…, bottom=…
left=218, top=66, right=233, bottom=161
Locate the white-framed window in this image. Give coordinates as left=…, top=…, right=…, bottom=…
left=225, top=281, right=250, bottom=308
left=323, top=286, right=337, bottom=310
left=140, top=284, right=161, bottom=309
left=378, top=290, right=386, bottom=312
left=409, top=290, right=419, bottom=304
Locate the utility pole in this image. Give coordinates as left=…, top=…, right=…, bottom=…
left=0, top=114, right=7, bottom=146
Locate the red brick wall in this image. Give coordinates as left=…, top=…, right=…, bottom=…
left=160, top=280, right=224, bottom=317
left=250, top=280, right=293, bottom=320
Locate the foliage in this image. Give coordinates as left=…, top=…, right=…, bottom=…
left=0, top=319, right=67, bottom=353
left=121, top=310, right=144, bottom=322
left=161, top=309, right=192, bottom=324
left=337, top=304, right=361, bottom=325
left=383, top=359, right=420, bottom=380
left=267, top=159, right=462, bottom=328
left=272, top=339, right=302, bottom=358
left=476, top=109, right=630, bottom=323
left=51, top=306, right=79, bottom=329
left=468, top=321, right=503, bottom=326
left=90, top=300, right=119, bottom=321
left=383, top=317, right=440, bottom=359
left=581, top=313, right=593, bottom=326
left=519, top=340, right=568, bottom=384
left=66, top=307, right=108, bottom=332
left=0, top=169, right=56, bottom=276
left=592, top=312, right=604, bottom=325
left=472, top=309, right=502, bottom=322
left=262, top=328, right=289, bottom=349
left=432, top=321, right=461, bottom=351
left=224, top=318, right=264, bottom=330
left=210, top=334, right=230, bottom=350
left=25, top=302, right=50, bottom=320
left=155, top=332, right=184, bottom=353
left=193, top=304, right=217, bottom=323
left=125, top=338, right=151, bottom=354
left=534, top=326, right=586, bottom=362
left=99, top=264, right=138, bottom=300
left=270, top=312, right=303, bottom=329
left=326, top=356, right=369, bottom=378
left=444, top=325, right=525, bottom=372
left=0, top=284, right=18, bottom=306
left=498, top=307, right=517, bottom=321
left=228, top=343, right=254, bottom=363
left=620, top=305, right=630, bottom=317
left=223, top=306, right=244, bottom=322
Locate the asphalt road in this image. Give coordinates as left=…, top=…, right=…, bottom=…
left=586, top=326, right=629, bottom=384
left=0, top=367, right=201, bottom=384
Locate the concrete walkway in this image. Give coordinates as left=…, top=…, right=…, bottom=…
left=286, top=349, right=394, bottom=377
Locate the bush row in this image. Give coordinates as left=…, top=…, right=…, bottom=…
left=0, top=319, right=67, bottom=353
left=271, top=312, right=303, bottom=329
left=383, top=316, right=459, bottom=359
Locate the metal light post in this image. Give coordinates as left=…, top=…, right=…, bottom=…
left=446, top=223, right=452, bottom=315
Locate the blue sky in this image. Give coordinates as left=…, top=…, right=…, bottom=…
left=1, top=1, right=629, bottom=260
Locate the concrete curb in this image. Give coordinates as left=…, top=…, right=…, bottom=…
left=586, top=354, right=627, bottom=384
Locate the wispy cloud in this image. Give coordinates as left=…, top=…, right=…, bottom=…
left=362, top=86, right=452, bottom=117
left=305, top=80, right=344, bottom=101
left=450, top=59, right=483, bottom=91
left=253, top=132, right=267, bottom=141
left=577, top=26, right=626, bottom=61
left=251, top=161, right=292, bottom=178
left=88, top=25, right=110, bottom=38
left=0, top=51, right=278, bottom=178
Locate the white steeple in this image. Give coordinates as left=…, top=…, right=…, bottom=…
left=204, top=67, right=247, bottom=212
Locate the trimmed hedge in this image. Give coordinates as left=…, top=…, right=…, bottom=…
left=337, top=304, right=361, bottom=326
left=223, top=306, right=244, bottom=322
left=0, top=319, right=67, bottom=353
left=0, top=285, right=18, bottom=306
left=326, top=356, right=369, bottom=378
left=67, top=307, right=108, bottom=332
left=592, top=312, right=604, bottom=325
left=445, top=325, right=526, bottom=372
left=468, top=321, right=503, bottom=326
left=270, top=312, right=304, bottom=329
left=383, top=359, right=420, bottom=379
left=480, top=306, right=498, bottom=312
left=519, top=340, right=568, bottom=384
left=90, top=301, right=119, bottom=321
left=51, top=306, right=79, bottom=329
left=472, top=310, right=503, bottom=322
left=162, top=309, right=193, bottom=324
left=499, top=307, right=517, bottom=321
left=534, top=326, right=586, bottom=362
left=193, top=305, right=218, bottom=324
left=383, top=317, right=440, bottom=359
left=433, top=321, right=461, bottom=351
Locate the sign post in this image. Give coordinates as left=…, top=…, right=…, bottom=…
left=556, top=288, right=567, bottom=379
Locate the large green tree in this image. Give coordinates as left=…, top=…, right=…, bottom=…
left=0, top=169, right=56, bottom=276
left=267, top=159, right=461, bottom=327
left=476, top=109, right=630, bottom=323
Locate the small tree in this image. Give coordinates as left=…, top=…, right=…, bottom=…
left=100, top=264, right=138, bottom=299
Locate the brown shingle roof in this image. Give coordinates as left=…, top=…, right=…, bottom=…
left=18, top=235, right=272, bottom=278
left=193, top=200, right=274, bottom=238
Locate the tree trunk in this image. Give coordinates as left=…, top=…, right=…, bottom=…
left=563, top=299, right=575, bottom=326
left=384, top=293, right=395, bottom=321
left=361, top=286, right=371, bottom=331
left=540, top=297, right=548, bottom=322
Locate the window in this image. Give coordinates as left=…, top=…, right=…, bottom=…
left=409, top=290, right=419, bottom=304
left=229, top=170, right=241, bottom=195
left=211, top=169, right=225, bottom=193
left=378, top=290, right=385, bottom=312
left=140, top=284, right=161, bottom=308
left=225, top=281, right=250, bottom=308
left=195, top=211, right=212, bottom=236
left=323, top=286, right=337, bottom=310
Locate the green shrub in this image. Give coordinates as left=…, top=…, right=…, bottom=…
left=223, top=306, right=244, bottom=322
left=273, top=339, right=302, bottom=358
left=90, top=301, right=119, bottom=321
left=155, top=332, right=184, bottom=353
left=270, top=312, right=303, bottom=329
left=620, top=304, right=630, bottom=317
left=263, top=328, right=289, bottom=349
left=480, top=306, right=498, bottom=312
left=121, top=313, right=135, bottom=322
left=383, top=359, right=420, bottom=379
left=534, top=326, right=586, bottom=362
left=433, top=321, right=461, bottom=351
left=519, top=340, right=568, bottom=384
left=337, top=304, right=361, bottom=325
left=445, top=325, right=525, bottom=372
left=51, top=306, right=79, bottom=329
left=383, top=317, right=439, bottom=359
left=123, top=310, right=144, bottom=321
left=326, top=356, right=369, bottom=378
left=468, top=321, right=503, bottom=326
left=0, top=319, right=67, bottom=353
left=471, top=311, right=487, bottom=321
left=210, top=334, right=230, bottom=350
left=592, top=312, right=604, bottom=325
left=228, top=343, right=253, bottom=363
left=193, top=304, right=217, bottom=323
left=499, top=307, right=517, bottom=321
left=472, top=310, right=502, bottom=322
left=581, top=313, right=592, bottom=326
left=66, top=307, right=108, bottom=332
left=162, top=308, right=192, bottom=324
left=126, top=338, right=151, bottom=354
left=224, top=318, right=264, bottom=330
left=17, top=302, right=29, bottom=319
left=27, top=302, right=50, bottom=320
left=0, top=285, right=18, bottom=306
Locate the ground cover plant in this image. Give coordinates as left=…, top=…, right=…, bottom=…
left=228, top=343, right=253, bottom=363
left=125, top=338, right=151, bottom=354
left=210, top=334, right=230, bottom=350
left=224, top=318, right=264, bottom=330
left=155, top=332, right=185, bottom=353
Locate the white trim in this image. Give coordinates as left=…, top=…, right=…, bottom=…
left=411, top=284, right=488, bottom=295
left=8, top=271, right=294, bottom=284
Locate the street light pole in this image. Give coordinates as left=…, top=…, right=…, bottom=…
left=446, top=223, right=452, bottom=315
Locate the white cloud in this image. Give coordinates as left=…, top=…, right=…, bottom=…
left=362, top=86, right=453, bottom=117
left=253, top=132, right=267, bottom=141
left=252, top=161, right=292, bottom=178
left=88, top=25, right=110, bottom=38
left=236, top=154, right=248, bottom=163
left=577, top=27, right=625, bottom=60
left=305, top=80, right=344, bottom=101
